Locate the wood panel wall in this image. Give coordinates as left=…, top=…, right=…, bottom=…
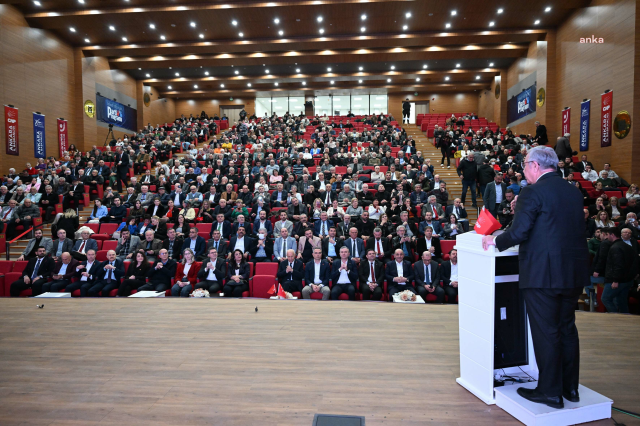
left=505, top=41, right=542, bottom=137
left=388, top=92, right=480, bottom=122
left=556, top=0, right=636, bottom=182
left=477, top=78, right=498, bottom=123
left=0, top=4, right=77, bottom=174
left=137, top=84, right=176, bottom=128
left=174, top=97, right=255, bottom=121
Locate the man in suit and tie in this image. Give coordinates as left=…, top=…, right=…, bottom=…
left=343, top=227, right=365, bottom=264
left=574, top=154, right=594, bottom=173
left=120, top=187, right=138, bottom=207
left=331, top=246, right=358, bottom=300
left=418, top=211, right=444, bottom=238
left=302, top=247, right=331, bottom=299
left=392, top=224, right=416, bottom=260
left=71, top=229, right=99, bottom=262
left=64, top=249, right=102, bottom=296
left=169, top=185, right=187, bottom=208
left=483, top=173, right=507, bottom=218
left=386, top=249, right=415, bottom=300
left=313, top=211, right=334, bottom=238
left=274, top=227, right=297, bottom=262
left=9, top=246, right=55, bottom=297
left=231, top=214, right=253, bottom=236
left=444, top=198, right=470, bottom=232
left=50, top=229, right=74, bottom=262
left=210, top=213, right=232, bottom=240
left=195, top=247, right=227, bottom=295
left=359, top=249, right=385, bottom=301
left=273, top=211, right=293, bottom=239
left=139, top=249, right=177, bottom=293
left=414, top=251, right=443, bottom=303
left=439, top=248, right=459, bottom=304
left=63, top=177, right=84, bottom=210
left=270, top=183, right=288, bottom=207
left=41, top=252, right=79, bottom=295
left=206, top=229, right=228, bottom=259
left=114, top=146, right=130, bottom=191
left=86, top=250, right=126, bottom=296
left=365, top=227, right=392, bottom=262
left=162, top=227, right=184, bottom=261
left=204, top=186, right=221, bottom=206
left=482, top=146, right=589, bottom=409
left=277, top=249, right=304, bottom=294
left=321, top=226, right=343, bottom=263
left=253, top=210, right=273, bottom=237
left=181, top=227, right=207, bottom=260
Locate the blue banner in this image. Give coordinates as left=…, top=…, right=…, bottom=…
left=95, top=94, right=138, bottom=131
left=507, top=84, right=537, bottom=125
left=33, top=113, right=46, bottom=159
left=579, top=100, right=590, bottom=151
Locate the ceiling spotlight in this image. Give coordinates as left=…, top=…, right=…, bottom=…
left=359, top=66, right=363, bottom=71
left=361, top=14, right=367, bottom=20
left=445, top=76, right=450, bottom=81
left=145, top=73, right=150, bottom=77
left=319, top=28, right=325, bottom=34
left=138, top=68, right=141, bottom=70
left=238, top=32, right=244, bottom=37
left=149, top=23, right=155, bottom=29
left=330, top=80, right=334, bottom=84
left=175, top=73, right=180, bottom=76
left=451, top=10, right=457, bottom=16
left=194, top=84, right=198, bottom=89
left=358, top=79, right=363, bottom=83
left=405, top=12, right=412, bottom=18
left=109, top=25, right=115, bottom=31
left=232, top=20, right=238, bottom=26
left=69, top=27, right=76, bottom=32
left=302, top=81, right=306, bottom=86
left=274, top=18, right=280, bottom=24
left=122, top=37, right=127, bottom=42
left=545, top=6, right=551, bottom=12
left=84, top=38, right=90, bottom=43
left=190, top=22, right=196, bottom=27
left=416, top=77, right=420, bottom=81
left=247, top=83, right=251, bottom=87
left=390, top=65, right=395, bottom=70
left=160, top=35, right=166, bottom=40
left=220, top=84, right=225, bottom=88
left=327, top=67, right=332, bottom=72
left=497, top=8, right=504, bottom=13
left=387, top=78, right=392, bottom=82
left=274, top=82, right=279, bottom=86
left=317, top=16, right=323, bottom=22
left=278, top=30, right=284, bottom=36
left=168, top=86, right=172, bottom=90
left=265, top=69, right=270, bottom=74
left=78, top=0, right=84, bottom=4
left=456, top=63, right=461, bottom=68
left=199, top=34, right=204, bottom=39
left=489, top=21, right=495, bottom=27
left=534, top=19, right=540, bottom=25
left=445, top=23, right=451, bottom=28
left=423, top=64, right=428, bottom=69
left=33, top=0, right=41, bottom=5
left=489, top=62, right=494, bottom=66
left=235, top=70, right=239, bottom=75
left=403, top=25, right=408, bottom=30
left=296, top=68, right=301, bottom=73
left=476, top=75, right=481, bottom=80
left=204, top=71, right=209, bottom=75
left=360, top=27, right=366, bottom=32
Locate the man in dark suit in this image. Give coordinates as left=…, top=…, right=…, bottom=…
left=483, top=146, right=589, bottom=409
left=276, top=249, right=304, bottom=294
left=414, top=251, right=443, bottom=303
left=392, top=224, right=416, bottom=260
left=365, top=227, right=392, bottom=261
left=386, top=249, right=415, bottom=300
left=532, top=121, right=548, bottom=145
left=331, top=246, right=358, bottom=300
left=162, top=227, right=184, bottom=261
left=445, top=198, right=470, bottom=232
left=230, top=215, right=253, bottom=236
left=574, top=155, right=593, bottom=173
left=359, top=249, right=385, bottom=301
left=40, top=252, right=79, bottom=295
left=302, top=247, right=331, bottom=299
left=206, top=229, right=228, bottom=259
left=210, top=213, right=232, bottom=239
left=440, top=248, right=459, bottom=304
left=416, top=227, right=442, bottom=261
left=87, top=250, right=126, bottom=297
left=139, top=249, right=178, bottom=292
left=313, top=211, right=334, bottom=238
left=63, top=177, right=84, bottom=210
left=9, top=246, right=55, bottom=297
left=181, top=227, right=207, bottom=260
left=195, top=246, right=227, bottom=295
left=343, top=227, right=365, bottom=264
left=483, top=173, right=507, bottom=218
left=65, top=249, right=102, bottom=296
left=114, top=146, right=130, bottom=192
left=227, top=227, right=255, bottom=260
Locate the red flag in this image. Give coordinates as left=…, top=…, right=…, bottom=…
left=277, top=284, right=287, bottom=299
left=474, top=207, right=501, bottom=235
left=267, top=284, right=276, bottom=296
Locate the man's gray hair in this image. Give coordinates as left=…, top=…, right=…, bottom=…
left=527, top=146, right=558, bottom=170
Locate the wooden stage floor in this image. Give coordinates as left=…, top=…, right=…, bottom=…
left=0, top=299, right=638, bottom=426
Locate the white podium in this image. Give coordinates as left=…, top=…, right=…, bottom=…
left=455, top=232, right=612, bottom=425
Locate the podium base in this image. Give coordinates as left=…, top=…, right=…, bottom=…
left=495, top=382, right=612, bottom=426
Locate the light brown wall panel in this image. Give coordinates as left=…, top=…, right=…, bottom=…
left=174, top=97, right=255, bottom=122
left=388, top=92, right=480, bottom=123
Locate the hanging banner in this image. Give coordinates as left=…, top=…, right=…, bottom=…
left=4, top=106, right=19, bottom=156
left=57, top=118, right=69, bottom=156
left=579, top=100, right=590, bottom=151
left=33, top=113, right=46, bottom=159
left=561, top=108, right=571, bottom=136
left=601, top=91, right=613, bottom=147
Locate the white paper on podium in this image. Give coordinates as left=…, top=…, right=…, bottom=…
left=128, top=291, right=166, bottom=298
left=34, top=292, right=71, bottom=298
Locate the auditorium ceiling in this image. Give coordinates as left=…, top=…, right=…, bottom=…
left=15, top=0, right=590, bottom=98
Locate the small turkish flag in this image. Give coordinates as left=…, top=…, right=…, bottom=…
left=267, top=284, right=276, bottom=296
left=277, top=284, right=287, bottom=299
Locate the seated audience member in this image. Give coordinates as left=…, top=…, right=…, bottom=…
left=117, top=250, right=151, bottom=297
left=16, top=228, right=52, bottom=261
left=6, top=198, right=40, bottom=240
left=116, top=229, right=141, bottom=261
left=419, top=211, right=444, bottom=238
left=251, top=227, right=273, bottom=263
left=297, top=228, right=322, bottom=263
left=171, top=248, right=200, bottom=297
left=331, top=246, right=358, bottom=300
left=87, top=250, right=125, bottom=297
left=343, top=227, right=365, bottom=264
left=210, top=213, right=232, bottom=240
left=581, top=164, right=598, bottom=182
left=414, top=251, right=444, bottom=303
left=231, top=214, right=252, bottom=236
left=100, top=197, right=126, bottom=223
left=358, top=249, right=385, bottom=301
left=206, top=229, right=228, bottom=259
left=273, top=210, right=293, bottom=239
left=51, top=229, right=74, bottom=262
left=195, top=247, right=227, bottom=295
left=65, top=249, right=101, bottom=296
left=594, top=211, right=615, bottom=229
left=392, top=224, right=416, bottom=259
left=416, top=227, right=442, bottom=260
left=440, top=249, right=459, bottom=304
left=313, top=211, right=334, bottom=238
left=302, top=247, right=331, bottom=300
left=139, top=249, right=177, bottom=293
left=443, top=214, right=465, bottom=240
left=181, top=226, right=206, bottom=260
left=365, top=227, right=392, bottom=262
left=253, top=210, right=273, bottom=237
left=137, top=229, right=163, bottom=262
left=274, top=227, right=297, bottom=262
left=41, top=252, right=79, bottom=295
left=9, top=246, right=55, bottom=297
left=618, top=213, right=640, bottom=239
left=223, top=249, right=250, bottom=297
left=228, top=227, right=255, bottom=260
left=386, top=249, right=415, bottom=300
left=444, top=198, right=469, bottom=232
left=321, top=226, right=343, bottom=263
left=71, top=229, right=98, bottom=262
left=277, top=249, right=304, bottom=294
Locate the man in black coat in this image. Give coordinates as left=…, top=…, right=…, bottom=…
left=65, top=249, right=103, bottom=297
left=602, top=227, right=638, bottom=313
left=456, top=152, right=478, bottom=207
left=413, top=251, right=443, bottom=303
left=9, top=246, right=55, bottom=297
left=386, top=249, right=415, bottom=300
left=114, top=146, right=130, bottom=192
left=195, top=246, right=227, bottom=295
left=276, top=249, right=304, bottom=293
left=139, top=249, right=178, bottom=292
left=87, top=250, right=126, bottom=297
left=365, top=228, right=392, bottom=261
left=532, top=121, right=548, bottom=145
left=358, top=249, right=385, bottom=300
left=483, top=146, right=589, bottom=409
left=331, top=246, right=359, bottom=300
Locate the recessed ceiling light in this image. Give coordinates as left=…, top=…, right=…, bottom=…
left=405, top=12, right=412, bottom=18
left=238, top=32, right=244, bottom=37
left=296, top=68, right=301, bottom=73
left=423, top=64, right=428, bottom=69
left=69, top=27, right=76, bottom=32
left=445, top=23, right=451, bottom=28
left=168, top=86, right=172, bottom=90
left=33, top=0, right=41, bottom=5
left=274, top=18, right=280, bottom=24
left=265, top=69, right=270, bottom=74
left=199, top=34, right=204, bottom=39
left=302, top=81, right=306, bottom=85
left=456, top=63, right=461, bottom=68
left=359, top=66, right=363, bottom=71
left=416, top=77, right=420, bottom=81
left=445, top=76, right=450, bottom=81
left=122, top=37, right=127, bottom=42
left=145, top=73, right=150, bottom=77
left=534, top=20, right=540, bottom=25
left=160, top=35, right=166, bottom=40
left=194, top=84, right=198, bottom=88
left=361, top=14, right=367, bottom=20
left=278, top=30, right=284, bottom=36
left=330, top=80, right=334, bottom=84
left=232, top=20, right=238, bottom=26
left=545, top=6, right=551, bottom=12
left=149, top=23, right=155, bottom=29
left=274, top=82, right=278, bottom=86
left=489, top=21, right=495, bottom=27
left=205, top=71, right=209, bottom=75
left=390, top=65, right=395, bottom=70
left=317, top=16, right=323, bottom=22
left=451, top=10, right=457, bottom=16
left=319, top=28, right=325, bottom=34
left=489, top=62, right=494, bottom=66
left=138, top=68, right=141, bottom=70
left=403, top=25, right=408, bottom=30
left=109, top=25, right=115, bottom=31
left=175, top=72, right=180, bottom=76
left=387, top=78, right=392, bottom=82
left=78, top=0, right=84, bottom=4
left=84, top=38, right=90, bottom=43
left=235, top=70, right=239, bottom=74
left=247, top=83, right=251, bottom=87
left=327, top=67, right=332, bottom=72
left=360, top=27, right=366, bottom=32
left=358, top=79, right=363, bottom=83
left=476, top=76, right=481, bottom=80
left=220, top=84, right=225, bottom=88
left=497, top=8, right=504, bottom=14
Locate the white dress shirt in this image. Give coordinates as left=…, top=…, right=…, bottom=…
left=234, top=236, right=245, bottom=252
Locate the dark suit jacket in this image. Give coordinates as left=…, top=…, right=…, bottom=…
left=483, top=181, right=508, bottom=217
left=181, top=236, right=207, bottom=258
left=51, top=238, right=74, bottom=257
left=228, top=235, right=256, bottom=255
left=416, top=236, right=442, bottom=260
left=197, top=258, right=227, bottom=282
left=252, top=219, right=273, bottom=236
left=343, top=237, right=365, bottom=259
left=21, top=256, right=56, bottom=280
left=249, top=238, right=273, bottom=260
left=365, top=237, right=392, bottom=260
left=444, top=204, right=468, bottom=220
left=385, top=259, right=415, bottom=287
left=321, top=236, right=343, bottom=259
left=495, top=173, right=589, bottom=289
left=73, top=259, right=103, bottom=285
left=304, top=260, right=331, bottom=287
left=358, top=259, right=384, bottom=287
left=414, top=260, right=440, bottom=288
left=277, top=259, right=304, bottom=284
left=96, top=258, right=125, bottom=282
left=53, top=259, right=80, bottom=280
left=231, top=221, right=253, bottom=236
left=335, top=221, right=353, bottom=239
left=330, top=258, right=358, bottom=285
left=147, top=259, right=178, bottom=285
left=206, top=238, right=229, bottom=259
left=161, top=237, right=184, bottom=260
left=210, top=220, right=232, bottom=239
left=440, top=260, right=457, bottom=286
left=313, top=219, right=335, bottom=236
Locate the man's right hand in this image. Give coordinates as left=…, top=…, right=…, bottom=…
left=23, top=276, right=30, bottom=284
left=17, top=255, right=24, bottom=261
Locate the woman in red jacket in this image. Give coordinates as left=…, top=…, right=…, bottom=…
left=170, top=248, right=201, bottom=297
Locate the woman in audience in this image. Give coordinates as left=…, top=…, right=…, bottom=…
left=594, top=211, right=615, bottom=229
left=368, top=198, right=386, bottom=221
left=196, top=200, right=215, bottom=223
left=444, top=214, right=465, bottom=240
left=327, top=199, right=343, bottom=222
left=378, top=213, right=395, bottom=238
left=592, top=181, right=605, bottom=198
left=178, top=200, right=196, bottom=223
left=345, top=198, right=363, bottom=220
left=287, top=186, right=303, bottom=205
left=589, top=197, right=611, bottom=218
left=400, top=197, right=417, bottom=219
left=224, top=249, right=250, bottom=297
left=162, top=199, right=179, bottom=223
left=129, top=200, right=145, bottom=222
left=174, top=214, right=188, bottom=239
left=87, top=199, right=108, bottom=223
left=626, top=184, right=639, bottom=201
left=171, top=248, right=200, bottom=297
left=269, top=169, right=283, bottom=186
left=117, top=250, right=150, bottom=297
left=310, top=198, right=324, bottom=220
left=51, top=209, right=79, bottom=239
left=387, top=197, right=401, bottom=221
left=609, top=196, right=622, bottom=221
left=230, top=199, right=248, bottom=222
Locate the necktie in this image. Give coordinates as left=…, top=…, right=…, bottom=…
left=32, top=259, right=41, bottom=280
left=218, top=222, right=222, bottom=231
left=289, top=262, right=293, bottom=280
left=352, top=239, right=358, bottom=258
left=322, top=222, right=326, bottom=236
left=107, top=262, right=113, bottom=283
left=78, top=241, right=86, bottom=253
left=3, top=208, right=12, bottom=219
left=283, top=239, right=287, bottom=257
left=370, top=262, right=375, bottom=283
left=376, top=240, right=382, bottom=255
left=424, top=264, right=428, bottom=282
left=168, top=241, right=173, bottom=258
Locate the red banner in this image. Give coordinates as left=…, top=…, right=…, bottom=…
left=561, top=107, right=570, bottom=136
left=4, top=106, right=19, bottom=156
left=601, top=91, right=613, bottom=147
left=57, top=118, right=68, bottom=156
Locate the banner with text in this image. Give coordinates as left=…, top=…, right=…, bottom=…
left=33, top=113, right=46, bottom=159
left=561, top=108, right=571, bottom=136
left=95, top=94, right=138, bottom=131
left=601, top=91, right=613, bottom=147
left=506, top=84, right=536, bottom=125
left=579, top=100, right=590, bottom=151
left=4, top=106, right=19, bottom=156
left=57, top=118, right=69, bottom=156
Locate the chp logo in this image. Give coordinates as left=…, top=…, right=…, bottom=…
left=517, top=96, right=529, bottom=114
left=107, top=105, right=124, bottom=123
left=7, top=108, right=17, bottom=124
